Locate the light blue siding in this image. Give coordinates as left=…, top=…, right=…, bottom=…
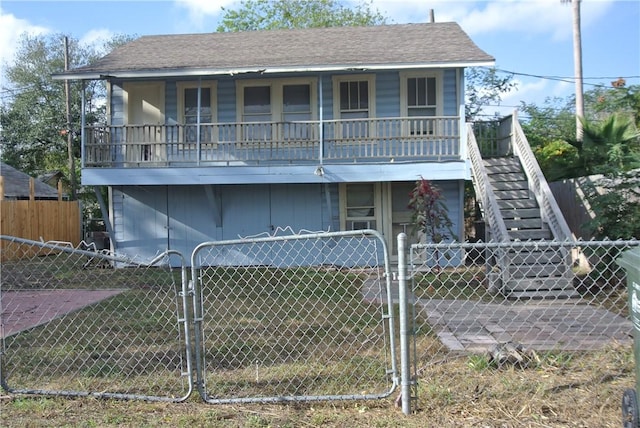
left=110, top=82, right=124, bottom=126
left=443, top=69, right=458, bottom=116
left=217, top=78, right=236, bottom=123
left=376, top=71, right=400, bottom=117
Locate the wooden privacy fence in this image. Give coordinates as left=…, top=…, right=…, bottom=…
left=0, top=177, right=81, bottom=261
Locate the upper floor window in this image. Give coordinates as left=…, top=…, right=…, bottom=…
left=237, top=78, right=317, bottom=142
left=400, top=71, right=442, bottom=135
left=177, top=81, right=217, bottom=142
left=333, top=75, right=375, bottom=139
left=407, top=77, right=436, bottom=117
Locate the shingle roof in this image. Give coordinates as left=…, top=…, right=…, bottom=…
left=57, top=22, right=494, bottom=79
left=1, top=162, right=60, bottom=199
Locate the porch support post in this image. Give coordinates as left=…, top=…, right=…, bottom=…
left=81, top=81, right=86, bottom=168
left=197, top=78, right=202, bottom=166
left=457, top=69, right=467, bottom=161
left=94, top=185, right=116, bottom=251
left=318, top=75, right=324, bottom=166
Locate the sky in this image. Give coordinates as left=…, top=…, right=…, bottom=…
left=1, top=0, right=639, bottom=117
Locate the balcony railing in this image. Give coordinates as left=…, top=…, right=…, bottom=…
left=83, top=116, right=461, bottom=167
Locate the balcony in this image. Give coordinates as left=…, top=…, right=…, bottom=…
left=84, top=116, right=461, bottom=168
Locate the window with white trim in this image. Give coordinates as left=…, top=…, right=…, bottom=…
left=177, top=81, right=217, bottom=143
left=237, top=78, right=317, bottom=142
left=400, top=71, right=442, bottom=135
left=340, top=183, right=379, bottom=231
left=333, top=75, right=375, bottom=139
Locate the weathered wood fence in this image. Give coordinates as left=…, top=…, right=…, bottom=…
left=0, top=177, right=81, bottom=261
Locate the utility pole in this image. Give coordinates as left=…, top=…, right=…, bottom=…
left=571, top=0, right=584, bottom=142
left=64, top=36, right=77, bottom=200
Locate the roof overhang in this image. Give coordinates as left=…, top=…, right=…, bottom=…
left=52, top=60, right=496, bottom=81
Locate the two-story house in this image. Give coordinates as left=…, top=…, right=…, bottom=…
left=55, top=22, right=494, bottom=264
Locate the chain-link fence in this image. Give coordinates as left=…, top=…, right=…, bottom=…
left=190, top=230, right=398, bottom=403
left=405, top=239, right=638, bottom=411
left=3, top=233, right=638, bottom=413
left=0, top=236, right=193, bottom=402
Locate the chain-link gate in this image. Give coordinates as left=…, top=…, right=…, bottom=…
left=190, top=230, right=398, bottom=403
left=401, top=238, right=639, bottom=414
left=0, top=236, right=193, bottom=402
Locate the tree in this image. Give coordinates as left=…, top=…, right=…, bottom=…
left=578, top=113, right=640, bottom=175
left=584, top=169, right=640, bottom=240
left=1, top=32, right=132, bottom=222
left=216, top=0, right=387, bottom=32
left=465, top=67, right=516, bottom=121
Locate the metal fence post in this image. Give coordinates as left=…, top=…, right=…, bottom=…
left=398, top=233, right=412, bottom=415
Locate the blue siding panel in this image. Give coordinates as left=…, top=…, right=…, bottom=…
left=443, top=69, right=458, bottom=116
left=376, top=71, right=400, bottom=117
left=218, top=79, right=236, bottom=123
left=110, top=82, right=124, bottom=126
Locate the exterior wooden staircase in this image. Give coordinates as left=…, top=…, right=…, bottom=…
left=468, top=114, right=578, bottom=299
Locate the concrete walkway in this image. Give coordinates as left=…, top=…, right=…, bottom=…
left=362, top=278, right=632, bottom=352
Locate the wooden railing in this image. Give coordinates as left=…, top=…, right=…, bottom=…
left=83, top=116, right=460, bottom=167
left=510, top=112, right=574, bottom=242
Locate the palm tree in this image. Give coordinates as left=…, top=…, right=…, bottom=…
left=578, top=114, right=640, bottom=175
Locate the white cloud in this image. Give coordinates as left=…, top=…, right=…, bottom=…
left=176, top=0, right=237, bottom=15
left=80, top=29, right=115, bottom=55
left=370, top=0, right=613, bottom=41
left=0, top=9, right=49, bottom=68
left=174, top=0, right=236, bottom=29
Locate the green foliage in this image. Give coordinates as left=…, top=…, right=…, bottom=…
left=520, top=97, right=576, bottom=149
left=583, top=169, right=640, bottom=239
left=465, top=67, right=516, bottom=121
left=1, top=32, right=132, bottom=224
left=532, top=139, right=579, bottom=181
left=216, top=0, right=387, bottom=32
left=578, top=113, right=640, bottom=175
left=584, top=83, right=640, bottom=127
left=408, top=177, right=456, bottom=244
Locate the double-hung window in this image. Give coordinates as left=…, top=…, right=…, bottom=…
left=333, top=75, right=375, bottom=140
left=401, top=71, right=442, bottom=136
left=340, top=183, right=379, bottom=231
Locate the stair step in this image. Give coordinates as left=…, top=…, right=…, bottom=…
left=509, top=229, right=553, bottom=240
left=505, top=219, right=543, bottom=229
left=494, top=189, right=531, bottom=200
left=483, top=157, right=521, bottom=167
left=491, top=180, right=529, bottom=191
left=504, top=276, right=575, bottom=292
left=506, top=288, right=580, bottom=300
left=487, top=173, right=526, bottom=182
left=500, top=208, right=542, bottom=219
left=507, top=263, right=569, bottom=277
left=485, top=164, right=523, bottom=174
left=507, top=250, right=565, bottom=264
left=498, top=199, right=539, bottom=209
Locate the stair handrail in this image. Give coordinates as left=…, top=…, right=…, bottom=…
left=466, top=123, right=510, bottom=244
left=510, top=111, right=574, bottom=242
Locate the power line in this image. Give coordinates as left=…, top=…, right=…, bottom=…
left=491, top=67, right=640, bottom=88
